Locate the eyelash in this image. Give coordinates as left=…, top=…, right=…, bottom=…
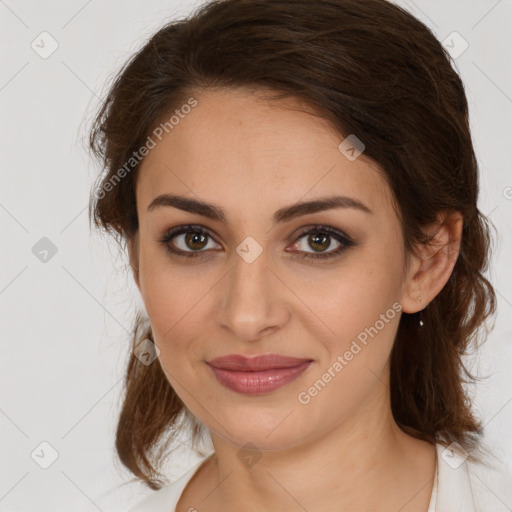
left=157, top=224, right=355, bottom=261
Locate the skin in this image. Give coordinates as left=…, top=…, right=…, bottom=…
left=129, top=87, right=463, bottom=511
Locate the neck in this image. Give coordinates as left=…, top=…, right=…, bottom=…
left=188, top=380, right=436, bottom=511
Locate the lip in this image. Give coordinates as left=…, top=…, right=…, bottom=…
left=207, top=353, right=312, bottom=371
left=206, top=354, right=313, bottom=395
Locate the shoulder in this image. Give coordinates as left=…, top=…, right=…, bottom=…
left=126, top=453, right=214, bottom=512
left=435, top=442, right=512, bottom=512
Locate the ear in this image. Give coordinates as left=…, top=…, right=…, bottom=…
left=127, top=231, right=140, bottom=290
left=400, top=210, right=463, bottom=314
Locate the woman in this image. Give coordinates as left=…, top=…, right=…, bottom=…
left=88, top=0, right=512, bottom=510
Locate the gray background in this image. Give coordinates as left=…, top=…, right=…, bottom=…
left=1, top=0, right=511, bottom=510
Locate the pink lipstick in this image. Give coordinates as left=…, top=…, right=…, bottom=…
left=206, top=354, right=313, bottom=395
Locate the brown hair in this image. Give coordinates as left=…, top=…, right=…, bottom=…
left=88, top=0, right=497, bottom=489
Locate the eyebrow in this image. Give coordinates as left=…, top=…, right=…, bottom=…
left=147, top=193, right=372, bottom=225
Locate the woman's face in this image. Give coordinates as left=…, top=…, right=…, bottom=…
left=131, top=87, right=418, bottom=451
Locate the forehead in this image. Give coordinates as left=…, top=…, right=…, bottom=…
left=137, top=88, right=394, bottom=221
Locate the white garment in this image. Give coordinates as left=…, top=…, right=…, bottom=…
left=126, top=442, right=512, bottom=511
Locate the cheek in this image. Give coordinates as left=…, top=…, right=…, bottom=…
left=138, top=240, right=199, bottom=329
left=139, top=263, right=211, bottom=369
left=305, top=255, right=402, bottom=369
left=297, top=279, right=401, bottom=423
left=303, top=255, right=401, bottom=329
left=143, top=276, right=199, bottom=348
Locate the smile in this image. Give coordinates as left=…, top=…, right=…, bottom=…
left=206, top=354, right=313, bottom=394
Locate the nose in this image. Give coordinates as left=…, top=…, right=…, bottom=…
left=216, top=248, right=291, bottom=343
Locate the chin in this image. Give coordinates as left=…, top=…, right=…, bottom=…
left=211, top=410, right=310, bottom=451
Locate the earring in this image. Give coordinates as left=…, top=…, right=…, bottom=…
left=417, top=296, right=424, bottom=327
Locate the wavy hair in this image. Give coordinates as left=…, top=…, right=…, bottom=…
left=87, top=0, right=497, bottom=489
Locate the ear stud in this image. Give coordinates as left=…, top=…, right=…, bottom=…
left=417, top=296, right=424, bottom=326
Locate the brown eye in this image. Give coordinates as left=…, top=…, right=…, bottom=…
left=158, top=225, right=221, bottom=258
left=158, top=224, right=355, bottom=261
left=183, top=231, right=209, bottom=251
left=305, top=232, right=332, bottom=252
left=289, top=226, right=355, bottom=260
